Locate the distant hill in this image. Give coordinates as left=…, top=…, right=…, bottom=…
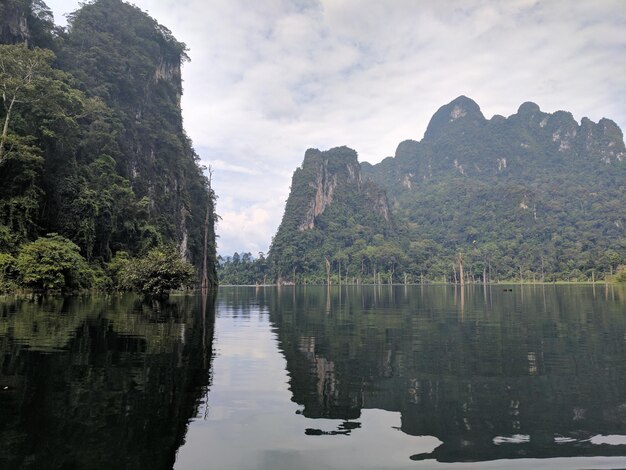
left=267, top=96, right=625, bottom=283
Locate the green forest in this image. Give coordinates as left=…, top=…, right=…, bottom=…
left=221, top=97, right=626, bottom=285
left=0, top=0, right=217, bottom=293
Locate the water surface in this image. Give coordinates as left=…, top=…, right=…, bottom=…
left=1, top=286, right=625, bottom=469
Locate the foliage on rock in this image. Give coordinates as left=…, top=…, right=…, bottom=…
left=261, top=97, right=625, bottom=285
left=120, top=247, right=195, bottom=298
left=0, top=0, right=218, bottom=290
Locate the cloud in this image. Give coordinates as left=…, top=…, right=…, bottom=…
left=44, top=0, right=626, bottom=255
left=215, top=195, right=286, bottom=257
left=210, top=159, right=261, bottom=176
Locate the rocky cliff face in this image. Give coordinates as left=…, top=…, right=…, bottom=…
left=0, top=0, right=218, bottom=285
left=296, top=147, right=389, bottom=230
left=0, top=0, right=55, bottom=49
left=57, top=0, right=217, bottom=281
left=269, top=146, right=393, bottom=281
left=0, top=1, right=30, bottom=45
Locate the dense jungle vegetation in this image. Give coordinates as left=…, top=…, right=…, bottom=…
left=0, top=0, right=217, bottom=293
left=221, top=97, right=625, bottom=285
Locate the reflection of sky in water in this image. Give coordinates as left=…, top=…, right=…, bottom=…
left=174, top=292, right=626, bottom=470
left=175, top=303, right=442, bottom=470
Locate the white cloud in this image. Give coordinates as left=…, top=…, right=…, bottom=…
left=210, top=160, right=261, bottom=176
left=215, top=196, right=286, bottom=257
left=44, top=0, right=626, bottom=255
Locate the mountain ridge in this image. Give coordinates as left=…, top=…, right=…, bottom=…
left=269, top=146, right=395, bottom=284
left=264, top=96, right=625, bottom=284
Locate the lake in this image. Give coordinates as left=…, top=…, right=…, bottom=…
left=1, top=285, right=625, bottom=469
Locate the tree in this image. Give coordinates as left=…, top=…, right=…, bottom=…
left=16, top=234, right=91, bottom=291
left=0, top=44, right=55, bottom=161
left=0, top=252, right=17, bottom=291
left=121, top=246, right=195, bottom=298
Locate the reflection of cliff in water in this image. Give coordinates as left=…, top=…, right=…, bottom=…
left=0, top=292, right=216, bottom=470
left=265, top=285, right=626, bottom=462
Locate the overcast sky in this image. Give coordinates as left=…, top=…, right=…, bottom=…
left=46, top=0, right=626, bottom=256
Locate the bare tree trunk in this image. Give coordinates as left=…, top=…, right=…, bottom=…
left=459, top=253, right=465, bottom=287
left=201, top=199, right=210, bottom=289
left=453, top=263, right=457, bottom=284
left=337, top=260, right=340, bottom=286
left=0, top=96, right=17, bottom=161
left=325, top=257, right=331, bottom=285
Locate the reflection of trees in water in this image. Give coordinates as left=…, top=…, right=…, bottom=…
left=264, top=285, right=626, bottom=461
left=0, top=292, right=216, bottom=470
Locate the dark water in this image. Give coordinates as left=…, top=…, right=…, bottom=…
left=1, top=286, right=626, bottom=469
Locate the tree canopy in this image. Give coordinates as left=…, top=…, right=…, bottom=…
left=0, top=0, right=218, bottom=291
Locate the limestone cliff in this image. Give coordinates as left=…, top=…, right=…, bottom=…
left=296, top=147, right=389, bottom=231
left=267, top=96, right=625, bottom=283
left=0, top=0, right=55, bottom=48
left=269, top=146, right=393, bottom=282
left=58, top=0, right=217, bottom=282
left=360, top=96, right=626, bottom=280
left=0, top=0, right=218, bottom=285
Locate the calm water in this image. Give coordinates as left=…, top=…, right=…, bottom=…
left=1, top=286, right=625, bottom=469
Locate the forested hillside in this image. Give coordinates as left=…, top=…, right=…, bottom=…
left=0, top=0, right=217, bottom=290
left=269, top=147, right=396, bottom=284
left=260, top=96, right=625, bottom=285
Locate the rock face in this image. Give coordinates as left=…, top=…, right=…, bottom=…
left=270, top=96, right=625, bottom=282
left=0, top=0, right=218, bottom=285
left=297, top=148, right=359, bottom=230
left=296, top=147, right=389, bottom=230
left=269, top=146, right=393, bottom=281
left=57, top=0, right=217, bottom=282
left=423, top=95, right=486, bottom=141
left=0, top=0, right=55, bottom=49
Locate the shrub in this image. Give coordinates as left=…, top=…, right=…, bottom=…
left=0, top=253, right=17, bottom=292
left=16, top=234, right=91, bottom=291
left=121, top=247, right=195, bottom=298
left=106, top=251, right=131, bottom=290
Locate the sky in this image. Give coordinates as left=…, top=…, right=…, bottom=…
left=45, top=0, right=626, bottom=256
